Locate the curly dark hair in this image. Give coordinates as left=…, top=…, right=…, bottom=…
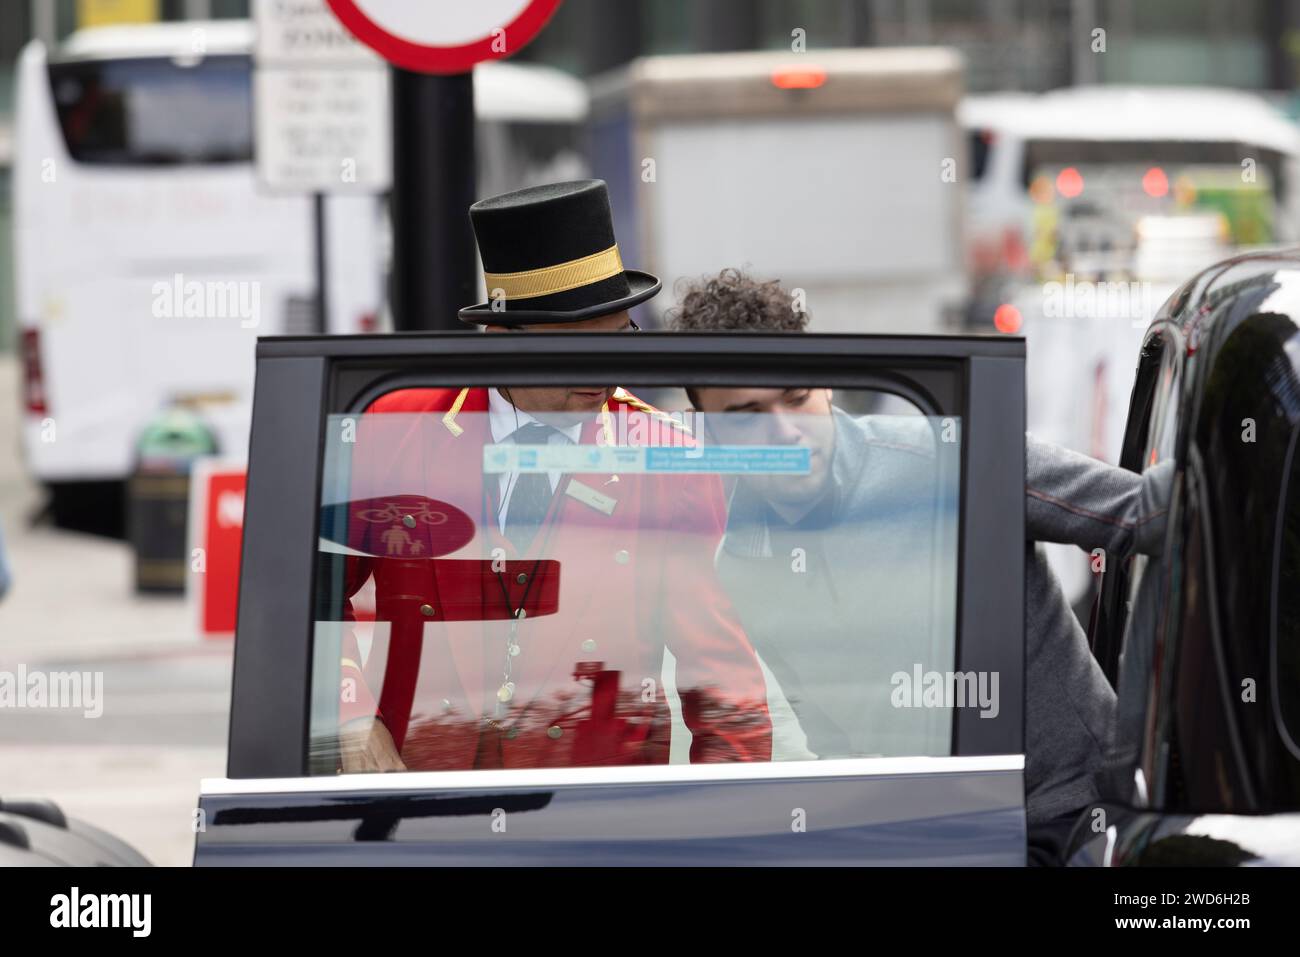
left=666, top=268, right=810, bottom=333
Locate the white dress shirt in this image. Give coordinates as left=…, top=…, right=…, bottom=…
left=487, top=388, right=584, bottom=533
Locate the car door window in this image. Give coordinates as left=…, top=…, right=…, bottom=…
left=207, top=334, right=1025, bottom=865
left=1122, top=339, right=1180, bottom=618
left=1105, top=331, right=1181, bottom=780
left=1092, top=330, right=1176, bottom=680
left=309, top=384, right=963, bottom=774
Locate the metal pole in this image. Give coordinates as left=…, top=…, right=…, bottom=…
left=389, top=67, right=477, bottom=332
left=313, top=193, right=328, bottom=334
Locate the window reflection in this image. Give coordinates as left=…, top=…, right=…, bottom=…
left=311, top=385, right=960, bottom=774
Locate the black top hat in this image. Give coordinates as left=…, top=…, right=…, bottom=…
left=459, top=179, right=660, bottom=325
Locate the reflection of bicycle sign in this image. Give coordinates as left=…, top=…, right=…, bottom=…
left=356, top=501, right=449, bottom=525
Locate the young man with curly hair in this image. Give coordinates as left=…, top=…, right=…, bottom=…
left=669, top=268, right=1171, bottom=863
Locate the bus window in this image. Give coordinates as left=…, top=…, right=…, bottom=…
left=49, top=55, right=252, bottom=165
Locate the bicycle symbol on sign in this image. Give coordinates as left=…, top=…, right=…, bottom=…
left=355, top=501, right=450, bottom=526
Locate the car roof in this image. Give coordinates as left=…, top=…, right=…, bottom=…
left=1158, top=247, right=1300, bottom=337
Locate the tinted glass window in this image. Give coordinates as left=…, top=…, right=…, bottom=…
left=1111, top=339, right=1179, bottom=756
left=308, top=385, right=963, bottom=774
left=49, top=55, right=252, bottom=164
left=1144, top=346, right=1181, bottom=469
left=1118, top=342, right=1180, bottom=619
left=1023, top=157, right=1276, bottom=282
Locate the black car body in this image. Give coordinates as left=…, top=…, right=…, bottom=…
left=1069, top=249, right=1300, bottom=866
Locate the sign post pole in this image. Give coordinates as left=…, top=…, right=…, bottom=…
left=325, top=0, right=564, bottom=331
left=313, top=193, right=328, bottom=333
left=390, top=68, right=477, bottom=332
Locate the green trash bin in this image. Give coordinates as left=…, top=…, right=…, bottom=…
left=128, top=407, right=218, bottom=594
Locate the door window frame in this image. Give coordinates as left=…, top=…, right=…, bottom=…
left=225, top=332, right=1026, bottom=781
left=1091, top=326, right=1181, bottom=684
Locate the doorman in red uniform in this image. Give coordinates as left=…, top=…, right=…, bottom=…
left=335, top=181, right=773, bottom=772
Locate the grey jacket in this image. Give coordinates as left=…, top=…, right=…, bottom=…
left=717, top=412, right=959, bottom=761
left=1022, top=435, right=1170, bottom=822
left=713, top=410, right=1170, bottom=825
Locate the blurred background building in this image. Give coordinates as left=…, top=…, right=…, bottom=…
left=5, top=0, right=1300, bottom=351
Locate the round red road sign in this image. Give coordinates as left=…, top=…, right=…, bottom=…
left=325, top=0, right=563, bottom=75
left=341, top=494, right=478, bottom=558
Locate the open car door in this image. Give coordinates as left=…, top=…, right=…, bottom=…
left=196, top=331, right=1026, bottom=865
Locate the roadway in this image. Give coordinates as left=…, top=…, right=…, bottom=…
left=0, top=355, right=229, bottom=866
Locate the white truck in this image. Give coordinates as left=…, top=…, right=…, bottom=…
left=589, top=47, right=968, bottom=333
left=961, top=85, right=1300, bottom=459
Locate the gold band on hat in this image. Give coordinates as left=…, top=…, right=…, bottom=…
left=483, top=245, right=624, bottom=301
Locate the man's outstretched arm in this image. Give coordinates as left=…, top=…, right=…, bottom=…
left=1025, top=434, right=1173, bottom=559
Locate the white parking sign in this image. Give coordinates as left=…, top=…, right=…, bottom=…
left=254, top=0, right=390, bottom=192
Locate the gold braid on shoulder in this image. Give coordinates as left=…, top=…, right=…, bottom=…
left=441, top=387, right=470, bottom=437
left=615, top=389, right=695, bottom=435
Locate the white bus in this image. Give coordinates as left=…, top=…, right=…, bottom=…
left=13, top=20, right=588, bottom=523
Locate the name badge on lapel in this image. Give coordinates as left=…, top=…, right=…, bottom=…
left=565, top=479, right=617, bottom=516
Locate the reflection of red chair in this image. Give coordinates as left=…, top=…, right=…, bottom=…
left=337, top=388, right=773, bottom=768
left=338, top=550, right=565, bottom=754
left=571, top=667, right=636, bottom=766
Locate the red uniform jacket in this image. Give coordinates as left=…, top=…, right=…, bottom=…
left=335, top=387, right=772, bottom=769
